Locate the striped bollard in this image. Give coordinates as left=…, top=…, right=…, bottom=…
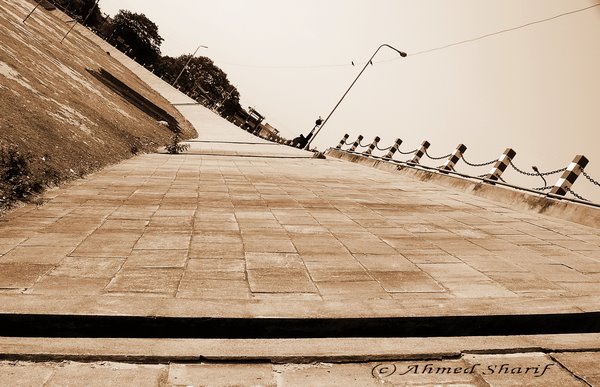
left=409, top=141, right=430, bottom=164
left=485, top=148, right=516, bottom=182
left=363, top=136, right=380, bottom=156
left=384, top=138, right=403, bottom=159
left=550, top=155, right=589, bottom=196
left=336, top=134, right=349, bottom=149
left=440, top=144, right=467, bottom=172
left=348, top=135, right=363, bottom=152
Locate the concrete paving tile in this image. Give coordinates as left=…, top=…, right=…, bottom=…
left=555, top=281, right=600, bottom=295
left=177, top=277, right=251, bottom=299
left=106, top=268, right=183, bottom=295
left=307, top=269, right=372, bottom=282
left=353, top=253, right=421, bottom=271
left=419, top=263, right=493, bottom=282
left=134, top=232, right=191, bottom=250
left=191, top=232, right=243, bottom=244
left=71, top=231, right=141, bottom=258
left=552, top=351, right=600, bottom=385
left=0, top=238, right=26, bottom=255
left=371, top=271, right=445, bottom=293
left=189, top=242, right=245, bottom=259
left=0, top=361, right=54, bottom=386
left=369, top=359, right=482, bottom=386
left=243, top=238, right=297, bottom=253
left=245, top=252, right=304, bottom=270
left=485, top=272, right=565, bottom=293
left=379, top=236, right=437, bottom=251
left=463, top=353, right=585, bottom=386
left=186, top=258, right=245, bottom=272
left=274, top=363, right=380, bottom=387
left=458, top=254, right=525, bottom=272
left=303, top=262, right=367, bottom=278
left=21, top=232, right=88, bottom=247
left=316, top=281, right=389, bottom=298
left=169, top=363, right=275, bottom=386
left=533, top=264, right=595, bottom=282
left=122, top=249, right=188, bottom=268
left=46, top=362, right=166, bottom=386
left=0, top=264, right=53, bottom=288
left=401, top=249, right=462, bottom=264
left=48, top=257, right=124, bottom=278
left=247, top=268, right=316, bottom=293
left=28, top=276, right=110, bottom=295
left=0, top=245, right=73, bottom=264
left=146, top=216, right=193, bottom=231
left=444, top=281, right=517, bottom=298
left=98, top=219, right=149, bottom=231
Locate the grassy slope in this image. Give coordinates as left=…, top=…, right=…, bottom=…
left=0, top=0, right=196, bottom=211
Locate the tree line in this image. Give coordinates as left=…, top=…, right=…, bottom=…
left=53, top=0, right=242, bottom=118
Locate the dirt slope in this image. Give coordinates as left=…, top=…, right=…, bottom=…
left=0, top=0, right=196, bottom=211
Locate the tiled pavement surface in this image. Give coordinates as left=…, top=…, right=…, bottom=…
left=1, top=351, right=599, bottom=386
left=0, top=139, right=598, bottom=313
left=0, top=20, right=599, bottom=315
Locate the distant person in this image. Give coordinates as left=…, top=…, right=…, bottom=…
left=291, top=133, right=308, bottom=148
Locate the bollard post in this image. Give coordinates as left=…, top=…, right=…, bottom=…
left=336, top=134, right=349, bottom=149
left=440, top=144, right=467, bottom=172
left=348, top=135, right=364, bottom=152
left=384, top=138, right=403, bottom=159
left=549, top=155, right=589, bottom=196
left=485, top=148, right=516, bottom=182
left=363, top=136, right=380, bottom=156
left=409, top=141, right=430, bottom=164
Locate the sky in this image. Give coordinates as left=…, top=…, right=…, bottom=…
left=99, top=0, right=600, bottom=203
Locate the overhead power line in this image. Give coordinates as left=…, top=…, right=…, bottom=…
left=409, top=2, right=600, bottom=57
left=217, top=2, right=600, bottom=69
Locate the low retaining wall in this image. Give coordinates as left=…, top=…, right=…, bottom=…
left=326, top=149, right=600, bottom=228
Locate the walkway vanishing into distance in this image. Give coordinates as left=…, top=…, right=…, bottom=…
left=1, top=14, right=600, bottom=386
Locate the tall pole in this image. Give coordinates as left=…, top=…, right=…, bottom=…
left=304, top=43, right=407, bottom=149
left=60, top=0, right=99, bottom=43
left=172, top=45, right=208, bottom=87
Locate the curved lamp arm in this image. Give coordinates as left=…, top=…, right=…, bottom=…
left=305, top=44, right=407, bottom=149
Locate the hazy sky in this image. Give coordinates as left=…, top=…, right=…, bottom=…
left=99, top=0, right=600, bottom=203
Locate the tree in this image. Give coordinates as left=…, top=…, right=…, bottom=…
left=155, top=55, right=242, bottom=118
left=53, top=0, right=103, bottom=27
left=109, top=10, right=163, bottom=65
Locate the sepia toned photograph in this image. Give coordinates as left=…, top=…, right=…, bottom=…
left=0, top=0, right=599, bottom=385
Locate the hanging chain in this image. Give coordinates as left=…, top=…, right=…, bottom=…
left=375, top=144, right=392, bottom=151
left=509, top=161, right=565, bottom=177
left=582, top=170, right=600, bottom=187
left=424, top=149, right=452, bottom=160
left=398, top=148, right=418, bottom=155
left=566, top=187, right=590, bottom=201
left=461, top=155, right=496, bottom=167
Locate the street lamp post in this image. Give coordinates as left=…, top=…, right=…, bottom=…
left=172, top=44, right=208, bottom=87
left=304, top=43, right=407, bottom=149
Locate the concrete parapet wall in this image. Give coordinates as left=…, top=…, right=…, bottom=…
left=326, top=149, right=600, bottom=228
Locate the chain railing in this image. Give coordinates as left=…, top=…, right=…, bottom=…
left=330, top=134, right=598, bottom=205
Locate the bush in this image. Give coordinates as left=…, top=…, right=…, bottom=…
left=0, top=144, right=42, bottom=202
left=165, top=132, right=190, bottom=154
